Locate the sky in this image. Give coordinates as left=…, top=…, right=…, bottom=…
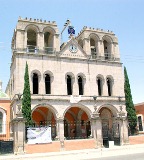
left=0, top=0, right=144, bottom=104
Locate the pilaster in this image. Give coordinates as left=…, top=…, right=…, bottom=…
left=57, top=117, right=65, bottom=151
left=91, top=108, right=102, bottom=148
left=118, top=111, right=129, bottom=145
left=11, top=104, right=26, bottom=154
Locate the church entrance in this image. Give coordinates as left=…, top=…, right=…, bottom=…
left=99, top=107, right=120, bottom=147
left=64, top=107, right=91, bottom=140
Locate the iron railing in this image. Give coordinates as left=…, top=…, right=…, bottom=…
left=12, top=47, right=120, bottom=61
left=44, top=47, right=56, bottom=54
left=25, top=120, right=91, bottom=141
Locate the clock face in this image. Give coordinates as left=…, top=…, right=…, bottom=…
left=69, top=44, right=77, bottom=53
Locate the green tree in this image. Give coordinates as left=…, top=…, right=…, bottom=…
left=124, top=66, right=137, bottom=134
left=22, top=62, right=32, bottom=125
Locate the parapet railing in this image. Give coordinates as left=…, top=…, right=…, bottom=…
left=12, top=46, right=56, bottom=55
left=12, top=47, right=120, bottom=61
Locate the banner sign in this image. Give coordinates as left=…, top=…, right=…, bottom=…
left=27, top=126, right=52, bottom=144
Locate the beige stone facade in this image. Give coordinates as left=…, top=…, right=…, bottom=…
left=6, top=17, right=129, bottom=152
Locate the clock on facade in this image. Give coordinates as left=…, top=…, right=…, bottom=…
left=69, top=44, right=77, bottom=53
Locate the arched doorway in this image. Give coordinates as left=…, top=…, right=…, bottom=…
left=100, top=107, right=114, bottom=140
left=99, top=107, right=120, bottom=147
left=64, top=107, right=91, bottom=140
left=32, top=106, right=56, bottom=140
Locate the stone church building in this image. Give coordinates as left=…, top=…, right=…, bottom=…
left=6, top=17, right=129, bottom=153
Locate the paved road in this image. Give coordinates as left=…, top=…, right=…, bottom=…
left=84, top=152, right=144, bottom=160
left=1, top=144, right=144, bottom=160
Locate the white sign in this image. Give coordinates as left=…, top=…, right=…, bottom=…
left=27, top=127, right=52, bottom=144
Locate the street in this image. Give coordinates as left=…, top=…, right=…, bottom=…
left=86, top=152, right=144, bottom=160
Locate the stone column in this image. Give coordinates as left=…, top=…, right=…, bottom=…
left=57, top=117, right=65, bottom=151
left=97, top=41, right=101, bottom=57
left=91, top=109, right=102, bottom=148
left=12, top=104, right=26, bottom=154
left=53, top=34, right=60, bottom=52
left=83, top=38, right=91, bottom=55
left=99, top=40, right=104, bottom=59
left=37, top=32, right=44, bottom=52
left=23, top=31, right=27, bottom=49
left=119, top=112, right=129, bottom=145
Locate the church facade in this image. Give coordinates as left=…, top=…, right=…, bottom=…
left=6, top=17, right=129, bottom=151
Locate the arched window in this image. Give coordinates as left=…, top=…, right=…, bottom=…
left=90, top=38, right=97, bottom=59
left=107, top=78, right=112, bottom=96
left=45, top=74, right=51, bottom=94
left=97, top=77, right=102, bottom=96
left=103, top=40, right=109, bottom=60
left=78, top=76, right=83, bottom=95
left=44, top=31, right=54, bottom=54
left=27, top=29, right=37, bottom=52
left=67, top=75, right=72, bottom=95
left=0, top=111, right=3, bottom=133
left=33, top=73, right=39, bottom=94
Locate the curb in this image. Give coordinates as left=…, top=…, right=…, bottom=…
left=0, top=144, right=144, bottom=160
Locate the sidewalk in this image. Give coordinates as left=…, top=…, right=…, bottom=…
left=1, top=135, right=144, bottom=160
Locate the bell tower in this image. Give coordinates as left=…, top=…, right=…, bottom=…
left=76, top=26, right=120, bottom=62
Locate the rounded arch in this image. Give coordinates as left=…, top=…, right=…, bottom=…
left=96, top=74, right=104, bottom=83
left=25, top=24, right=40, bottom=33
left=65, top=72, right=75, bottom=85
left=96, top=74, right=104, bottom=96
left=0, top=107, right=6, bottom=134
left=43, top=70, right=54, bottom=81
left=63, top=104, right=92, bottom=120
left=77, top=73, right=86, bottom=95
left=0, top=106, right=6, bottom=112
left=106, top=75, right=114, bottom=96
left=77, top=72, right=86, bottom=80
left=89, top=33, right=100, bottom=41
left=65, top=72, right=75, bottom=80
left=106, top=75, right=114, bottom=83
left=32, top=103, right=58, bottom=119
left=43, top=26, right=56, bottom=35
left=43, top=70, right=54, bottom=78
left=89, top=33, right=100, bottom=58
left=31, top=69, right=41, bottom=81
left=98, top=104, right=118, bottom=117
left=102, top=35, right=113, bottom=43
